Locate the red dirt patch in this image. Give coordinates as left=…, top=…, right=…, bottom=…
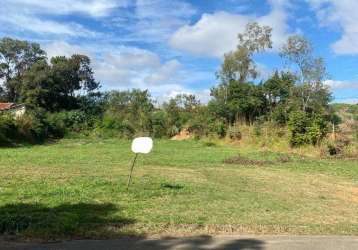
left=171, top=129, right=192, bottom=141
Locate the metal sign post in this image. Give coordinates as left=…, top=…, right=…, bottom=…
left=126, top=153, right=138, bottom=190
left=126, top=137, right=153, bottom=190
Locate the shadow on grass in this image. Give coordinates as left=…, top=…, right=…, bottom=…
left=0, top=203, right=135, bottom=240
left=101, top=236, right=265, bottom=250
left=2, top=235, right=265, bottom=249
left=0, top=204, right=265, bottom=249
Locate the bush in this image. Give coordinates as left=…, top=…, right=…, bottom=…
left=0, top=115, right=17, bottom=145
left=271, top=105, right=289, bottom=125
left=150, top=111, right=168, bottom=138
left=166, top=125, right=180, bottom=138
left=306, top=115, right=328, bottom=145
left=208, top=120, right=227, bottom=138
left=46, top=113, right=67, bottom=138
left=15, top=113, right=47, bottom=143
left=326, top=143, right=341, bottom=156
left=0, top=111, right=49, bottom=145
left=288, top=111, right=308, bottom=146
left=288, top=111, right=328, bottom=146
left=1, top=109, right=90, bottom=145
left=46, top=111, right=95, bottom=138
left=97, top=114, right=135, bottom=139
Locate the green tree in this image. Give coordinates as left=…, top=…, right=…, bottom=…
left=20, top=55, right=99, bottom=111
left=104, top=89, right=154, bottom=137
left=263, top=71, right=295, bottom=124
left=210, top=81, right=267, bottom=124
left=218, top=22, right=272, bottom=84
left=211, top=22, right=272, bottom=124
left=162, top=97, right=185, bottom=136
left=50, top=55, right=99, bottom=110
left=0, top=37, right=46, bottom=102
left=20, top=59, right=53, bottom=109
left=280, top=35, right=331, bottom=113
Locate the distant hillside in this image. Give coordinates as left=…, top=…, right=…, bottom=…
left=331, top=103, right=358, bottom=144
left=331, top=103, right=358, bottom=121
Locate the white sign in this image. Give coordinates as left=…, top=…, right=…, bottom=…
left=131, top=137, right=153, bottom=154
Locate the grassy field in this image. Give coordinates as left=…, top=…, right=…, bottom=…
left=0, top=139, right=357, bottom=240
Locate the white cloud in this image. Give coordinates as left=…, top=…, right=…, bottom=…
left=324, top=79, right=358, bottom=90
left=43, top=41, right=211, bottom=102
left=144, top=60, right=182, bottom=86
left=0, top=0, right=112, bottom=37
left=170, top=12, right=248, bottom=57
left=0, top=0, right=196, bottom=42
left=94, top=53, right=178, bottom=88
left=154, top=87, right=212, bottom=104
left=136, top=0, right=195, bottom=20
left=43, top=41, right=91, bottom=59
left=108, top=0, right=197, bottom=43
left=3, top=0, right=126, bottom=17
left=169, top=1, right=292, bottom=57
left=309, top=0, right=358, bottom=54
left=0, top=15, right=95, bottom=37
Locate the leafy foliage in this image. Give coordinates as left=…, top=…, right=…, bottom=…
left=288, top=111, right=328, bottom=146
left=0, top=27, right=341, bottom=147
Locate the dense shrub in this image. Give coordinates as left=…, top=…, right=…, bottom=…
left=97, top=114, right=135, bottom=138
left=0, top=111, right=49, bottom=145
left=288, top=111, right=328, bottom=146
left=306, top=115, right=328, bottom=145
left=0, top=115, right=17, bottom=145
left=46, top=111, right=93, bottom=137
left=15, top=113, right=47, bottom=143
left=208, top=119, right=227, bottom=138
left=288, top=111, right=309, bottom=146
left=150, top=110, right=168, bottom=138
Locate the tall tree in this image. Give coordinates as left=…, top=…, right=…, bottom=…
left=49, top=55, right=99, bottom=110
left=21, top=54, right=99, bottom=111
left=280, top=35, right=331, bottom=113
left=20, top=59, right=53, bottom=109
left=211, top=22, right=272, bottom=124
left=217, top=22, right=272, bottom=84
left=0, top=37, right=46, bottom=101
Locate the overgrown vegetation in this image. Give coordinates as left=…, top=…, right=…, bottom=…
left=0, top=23, right=356, bottom=154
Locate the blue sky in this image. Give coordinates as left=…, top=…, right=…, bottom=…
left=0, top=0, right=357, bottom=104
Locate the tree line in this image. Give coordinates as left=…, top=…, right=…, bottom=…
left=0, top=23, right=340, bottom=146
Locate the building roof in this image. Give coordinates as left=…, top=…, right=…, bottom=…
left=0, top=103, right=15, bottom=111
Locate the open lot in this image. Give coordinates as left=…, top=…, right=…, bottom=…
left=0, top=139, right=357, bottom=240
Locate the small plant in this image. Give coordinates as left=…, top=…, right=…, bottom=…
left=327, top=143, right=340, bottom=156
left=253, top=123, right=262, bottom=136
left=227, top=125, right=242, bottom=140
left=325, top=135, right=351, bottom=157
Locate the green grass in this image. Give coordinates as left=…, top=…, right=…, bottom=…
left=0, top=139, right=357, bottom=240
